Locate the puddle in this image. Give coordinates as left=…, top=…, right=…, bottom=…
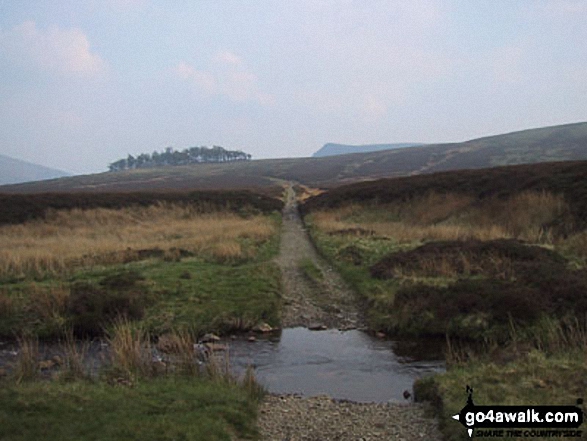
left=229, top=327, right=445, bottom=403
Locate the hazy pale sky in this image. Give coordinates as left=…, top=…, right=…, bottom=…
left=1, top=1, right=586, bottom=174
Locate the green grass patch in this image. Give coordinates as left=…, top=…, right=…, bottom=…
left=415, top=350, right=587, bottom=441
left=0, top=377, right=259, bottom=441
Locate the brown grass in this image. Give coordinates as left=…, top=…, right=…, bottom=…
left=311, top=191, right=569, bottom=244
left=107, top=319, right=153, bottom=379
left=14, top=337, right=39, bottom=383
left=0, top=204, right=276, bottom=279
left=60, top=332, right=90, bottom=380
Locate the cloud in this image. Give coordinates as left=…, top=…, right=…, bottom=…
left=360, top=95, right=388, bottom=123
left=0, top=21, right=105, bottom=76
left=174, top=61, right=217, bottom=93
left=174, top=51, right=275, bottom=106
left=213, top=50, right=243, bottom=66
left=540, top=0, right=587, bottom=14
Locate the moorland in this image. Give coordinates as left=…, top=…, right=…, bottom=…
left=0, top=190, right=281, bottom=440
left=1, top=122, right=587, bottom=440
left=301, top=160, right=587, bottom=440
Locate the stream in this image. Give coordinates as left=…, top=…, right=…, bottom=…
left=229, top=327, right=445, bottom=403
left=0, top=328, right=445, bottom=403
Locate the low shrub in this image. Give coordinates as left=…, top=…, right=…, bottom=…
left=67, top=271, right=149, bottom=336
left=370, top=239, right=566, bottom=280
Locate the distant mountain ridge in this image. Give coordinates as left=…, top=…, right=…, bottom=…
left=2, top=122, right=587, bottom=193
left=0, top=154, right=71, bottom=185
left=313, top=143, right=424, bottom=157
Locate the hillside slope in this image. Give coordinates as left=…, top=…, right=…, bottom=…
left=1, top=122, right=586, bottom=193
left=0, top=154, right=71, bottom=185
left=313, top=143, right=423, bottom=157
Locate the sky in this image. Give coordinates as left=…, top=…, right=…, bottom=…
left=0, top=1, right=586, bottom=174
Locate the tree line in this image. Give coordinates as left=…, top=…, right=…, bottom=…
left=108, top=146, right=252, bottom=172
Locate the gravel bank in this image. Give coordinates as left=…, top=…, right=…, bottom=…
left=258, top=395, right=443, bottom=441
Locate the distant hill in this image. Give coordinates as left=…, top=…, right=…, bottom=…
left=1, top=122, right=586, bottom=193
left=0, top=154, right=71, bottom=185
left=313, top=143, right=423, bottom=157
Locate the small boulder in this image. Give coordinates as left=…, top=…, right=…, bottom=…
left=157, top=334, right=181, bottom=353
left=252, top=323, right=273, bottom=333
left=248, top=336, right=257, bottom=342
left=200, top=333, right=221, bottom=343
left=308, top=323, right=327, bottom=331
left=39, top=360, right=55, bottom=371
left=151, top=360, right=167, bottom=375
left=204, top=343, right=228, bottom=352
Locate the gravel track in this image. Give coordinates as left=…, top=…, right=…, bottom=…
left=257, top=185, right=443, bottom=441
left=275, top=185, right=362, bottom=330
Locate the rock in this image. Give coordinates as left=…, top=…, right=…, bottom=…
left=252, top=322, right=273, bottom=333
left=157, top=334, right=181, bottom=353
left=151, top=360, right=167, bottom=375
left=39, top=360, right=55, bottom=370
left=200, top=333, right=220, bottom=343
left=248, top=336, right=257, bottom=342
left=375, top=332, right=386, bottom=339
left=308, top=323, right=327, bottom=331
left=52, top=355, right=63, bottom=366
left=204, top=342, right=228, bottom=352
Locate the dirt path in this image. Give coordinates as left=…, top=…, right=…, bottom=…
left=275, top=184, right=362, bottom=330
left=257, top=185, right=443, bottom=441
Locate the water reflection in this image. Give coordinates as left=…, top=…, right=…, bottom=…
left=229, top=327, right=445, bottom=403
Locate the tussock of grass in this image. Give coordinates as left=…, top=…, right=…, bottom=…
left=59, top=332, right=90, bottom=381
left=107, top=319, right=153, bottom=380
left=13, top=337, right=39, bottom=383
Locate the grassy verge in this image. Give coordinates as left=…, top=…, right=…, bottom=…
left=0, top=377, right=259, bottom=441
left=415, top=348, right=587, bottom=441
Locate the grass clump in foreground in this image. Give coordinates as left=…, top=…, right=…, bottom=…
left=3, top=322, right=265, bottom=441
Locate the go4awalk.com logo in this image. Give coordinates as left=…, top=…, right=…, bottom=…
left=452, top=386, right=584, bottom=438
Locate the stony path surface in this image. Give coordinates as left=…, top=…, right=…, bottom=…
left=258, top=395, right=441, bottom=441
left=256, top=185, right=443, bottom=441
left=275, top=185, right=362, bottom=330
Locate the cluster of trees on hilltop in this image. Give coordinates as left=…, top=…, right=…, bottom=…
left=108, top=146, right=252, bottom=172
